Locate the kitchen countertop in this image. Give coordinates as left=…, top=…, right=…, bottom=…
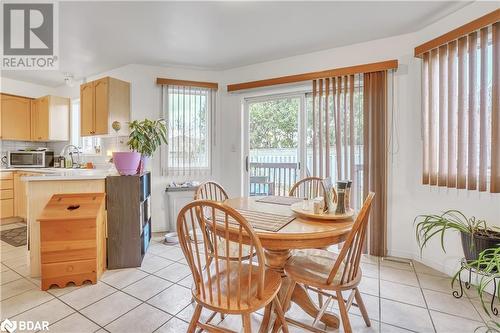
left=0, top=168, right=118, bottom=181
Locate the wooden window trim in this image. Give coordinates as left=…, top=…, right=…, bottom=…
left=226, top=60, right=398, bottom=92
left=156, top=78, right=218, bottom=90
left=414, top=9, right=500, bottom=57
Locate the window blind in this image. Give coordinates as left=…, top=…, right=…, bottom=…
left=421, top=21, right=499, bottom=192
left=161, top=85, right=216, bottom=176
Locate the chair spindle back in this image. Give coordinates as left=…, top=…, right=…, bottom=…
left=177, top=200, right=266, bottom=310
left=194, top=181, right=229, bottom=202
left=327, top=192, right=375, bottom=285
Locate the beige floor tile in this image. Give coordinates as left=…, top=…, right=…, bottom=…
left=100, top=268, right=148, bottom=289
left=59, top=282, right=116, bottom=310
left=123, top=275, right=172, bottom=301
left=430, top=310, right=483, bottom=333
left=0, top=247, right=28, bottom=261
left=359, top=276, right=379, bottom=297
left=469, top=297, right=497, bottom=323
left=361, top=255, right=380, bottom=265
left=105, top=303, right=171, bottom=333
left=417, top=273, right=459, bottom=294
left=0, top=269, right=22, bottom=285
left=80, top=291, right=142, bottom=326
left=380, top=280, right=426, bottom=307
left=413, top=261, right=447, bottom=277
left=176, top=301, right=222, bottom=324
left=0, top=289, right=54, bottom=318
left=154, top=245, right=186, bottom=261
left=1, top=278, right=37, bottom=300
left=12, top=298, right=74, bottom=331
left=156, top=317, right=189, bottom=332
left=8, top=263, right=30, bottom=277
left=153, top=262, right=191, bottom=283
left=138, top=254, right=174, bottom=273
left=423, top=289, right=482, bottom=321
left=380, top=298, right=434, bottom=333
left=339, top=314, right=379, bottom=333
left=380, top=266, right=419, bottom=287
left=379, top=259, right=414, bottom=272
left=147, top=284, right=192, bottom=315
left=178, top=275, right=193, bottom=289
left=48, top=312, right=100, bottom=333
left=331, top=292, right=380, bottom=321
left=361, top=262, right=379, bottom=279
left=380, top=323, right=415, bottom=332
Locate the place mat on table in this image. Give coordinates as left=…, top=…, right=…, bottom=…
left=255, top=196, right=304, bottom=206
left=215, top=209, right=295, bottom=232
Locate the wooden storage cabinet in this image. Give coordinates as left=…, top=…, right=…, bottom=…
left=80, top=77, right=130, bottom=137
left=0, top=93, right=32, bottom=140
left=39, top=193, right=106, bottom=290
left=106, top=172, right=151, bottom=269
left=31, top=95, right=69, bottom=141
left=1, top=172, right=14, bottom=218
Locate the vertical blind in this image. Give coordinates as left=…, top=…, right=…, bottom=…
left=310, top=74, right=363, bottom=207
left=421, top=21, right=499, bottom=192
left=161, top=85, right=216, bottom=176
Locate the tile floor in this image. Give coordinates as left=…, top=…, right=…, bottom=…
left=0, top=222, right=497, bottom=333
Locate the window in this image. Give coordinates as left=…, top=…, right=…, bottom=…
left=70, top=99, right=101, bottom=155
left=419, top=22, right=499, bottom=192
left=161, top=85, right=215, bottom=175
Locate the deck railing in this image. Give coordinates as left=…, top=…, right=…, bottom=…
left=249, top=162, right=299, bottom=196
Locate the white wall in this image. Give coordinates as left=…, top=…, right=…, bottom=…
left=0, top=77, right=56, bottom=97
left=217, top=1, right=500, bottom=277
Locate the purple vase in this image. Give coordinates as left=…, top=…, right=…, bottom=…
left=112, top=152, right=141, bottom=175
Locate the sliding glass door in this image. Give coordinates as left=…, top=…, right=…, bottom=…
left=243, top=94, right=306, bottom=196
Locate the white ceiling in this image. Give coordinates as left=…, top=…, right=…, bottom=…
left=2, top=1, right=470, bottom=87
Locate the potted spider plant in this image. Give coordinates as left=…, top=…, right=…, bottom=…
left=415, top=210, right=500, bottom=262
left=113, top=118, right=167, bottom=175
left=452, top=247, right=500, bottom=332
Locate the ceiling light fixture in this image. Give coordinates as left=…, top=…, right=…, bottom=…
left=63, top=73, right=74, bottom=87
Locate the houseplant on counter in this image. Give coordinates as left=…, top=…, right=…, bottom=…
left=127, top=118, right=167, bottom=174
left=415, top=210, right=500, bottom=261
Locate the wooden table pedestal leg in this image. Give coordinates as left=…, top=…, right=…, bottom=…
left=264, top=249, right=339, bottom=329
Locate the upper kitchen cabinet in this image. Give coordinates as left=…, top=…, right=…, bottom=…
left=0, top=93, right=32, bottom=141
left=31, top=95, right=70, bottom=141
left=80, top=77, right=130, bottom=137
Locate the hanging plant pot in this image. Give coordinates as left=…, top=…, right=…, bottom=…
left=460, top=230, right=500, bottom=262
left=113, top=152, right=141, bottom=175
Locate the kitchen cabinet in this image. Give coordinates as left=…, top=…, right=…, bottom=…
left=1, top=172, right=14, bottom=218
left=0, top=93, right=32, bottom=141
left=31, top=95, right=70, bottom=141
left=13, top=171, right=34, bottom=219
left=80, top=77, right=130, bottom=137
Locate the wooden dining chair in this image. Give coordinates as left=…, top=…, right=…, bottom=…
left=194, top=181, right=253, bottom=261
left=177, top=200, right=289, bottom=333
left=288, top=177, right=337, bottom=205
left=282, top=192, right=375, bottom=333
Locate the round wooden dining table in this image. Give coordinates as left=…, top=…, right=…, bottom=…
left=224, top=196, right=355, bottom=329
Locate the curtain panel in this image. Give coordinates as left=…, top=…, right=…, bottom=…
left=310, top=71, right=388, bottom=256
left=421, top=21, right=500, bottom=192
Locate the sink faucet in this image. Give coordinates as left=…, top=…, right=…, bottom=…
left=60, top=144, right=81, bottom=167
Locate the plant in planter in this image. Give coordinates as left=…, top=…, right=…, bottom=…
left=452, top=247, right=500, bottom=332
left=127, top=118, right=167, bottom=174
left=415, top=210, right=500, bottom=261
left=112, top=118, right=167, bottom=175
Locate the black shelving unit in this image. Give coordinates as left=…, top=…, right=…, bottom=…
left=106, top=172, right=152, bottom=269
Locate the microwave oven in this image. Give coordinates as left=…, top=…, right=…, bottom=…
left=7, top=151, right=54, bottom=168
